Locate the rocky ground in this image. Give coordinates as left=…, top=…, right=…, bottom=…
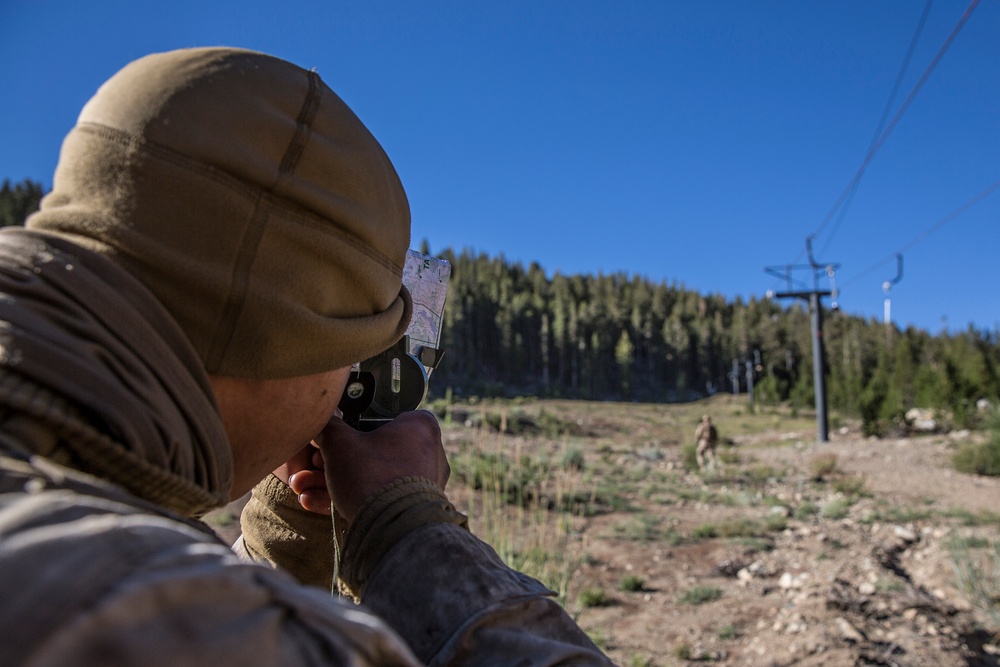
left=566, top=429, right=998, bottom=666
left=206, top=395, right=1000, bottom=666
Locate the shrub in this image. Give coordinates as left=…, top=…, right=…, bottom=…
left=628, top=655, right=653, bottom=667
left=953, top=439, right=1000, bottom=477
left=809, top=453, right=838, bottom=480
left=619, top=574, right=646, bottom=592
left=942, top=508, right=1000, bottom=526
left=579, top=587, right=614, bottom=608
left=821, top=498, right=851, bottom=520
left=587, top=629, right=609, bottom=649
left=951, top=540, right=1000, bottom=635
left=715, top=519, right=762, bottom=538
left=832, top=475, right=871, bottom=498
left=681, top=442, right=698, bottom=471
left=452, top=450, right=551, bottom=507
left=690, top=523, right=717, bottom=540
left=794, top=501, right=820, bottom=519
left=746, top=465, right=782, bottom=484
left=874, top=505, right=932, bottom=523
left=664, top=528, right=685, bottom=546
left=560, top=447, right=586, bottom=472
left=950, top=535, right=991, bottom=549
left=456, top=429, right=586, bottom=605
left=719, top=446, right=740, bottom=465
left=678, top=585, right=722, bottom=605
left=875, top=577, right=903, bottom=593
left=729, top=536, right=774, bottom=554
left=613, top=515, right=660, bottom=542
left=764, top=513, right=788, bottom=532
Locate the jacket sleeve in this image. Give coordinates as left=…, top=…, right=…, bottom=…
left=357, top=522, right=615, bottom=666
left=241, top=474, right=615, bottom=666
left=238, top=473, right=338, bottom=590
left=339, top=478, right=615, bottom=667
left=0, top=468, right=423, bottom=667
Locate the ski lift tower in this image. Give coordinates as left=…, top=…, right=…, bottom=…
left=882, top=254, right=904, bottom=343
left=765, top=236, right=840, bottom=443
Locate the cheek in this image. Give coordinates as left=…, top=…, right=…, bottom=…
left=306, top=370, right=352, bottom=434
left=325, top=369, right=351, bottom=412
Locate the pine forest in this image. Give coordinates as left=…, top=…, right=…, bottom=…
left=4, top=178, right=998, bottom=436
left=427, top=244, right=999, bottom=436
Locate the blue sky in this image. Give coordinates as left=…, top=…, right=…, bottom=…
left=2, top=1, right=997, bottom=335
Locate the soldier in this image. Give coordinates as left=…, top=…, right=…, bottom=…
left=0, top=47, right=612, bottom=666
left=695, top=414, right=719, bottom=471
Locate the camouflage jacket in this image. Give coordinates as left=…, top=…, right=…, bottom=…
left=0, top=228, right=613, bottom=666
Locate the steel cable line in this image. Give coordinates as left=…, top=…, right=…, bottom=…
left=786, top=0, right=980, bottom=270
left=812, top=0, right=979, bottom=242
left=840, top=176, right=1000, bottom=289
left=815, top=0, right=935, bottom=258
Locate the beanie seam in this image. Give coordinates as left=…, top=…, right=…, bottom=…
left=72, top=122, right=403, bottom=275
left=38, top=46, right=415, bottom=381
left=205, top=70, right=325, bottom=369
left=74, top=122, right=260, bottom=201
left=276, top=70, right=321, bottom=177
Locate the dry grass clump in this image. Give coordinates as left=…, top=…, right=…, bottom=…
left=451, top=426, right=588, bottom=605
left=809, top=452, right=839, bottom=480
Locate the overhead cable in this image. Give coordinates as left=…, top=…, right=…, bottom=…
left=783, top=0, right=981, bottom=277
left=841, top=175, right=1000, bottom=288
left=809, top=0, right=980, bottom=247
left=815, top=0, right=936, bottom=257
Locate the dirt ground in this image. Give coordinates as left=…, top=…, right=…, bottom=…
left=206, top=396, right=1000, bottom=666
left=482, top=398, right=1000, bottom=667
left=564, top=430, right=999, bottom=666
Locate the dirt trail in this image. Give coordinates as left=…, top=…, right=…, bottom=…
left=566, top=427, right=1000, bottom=666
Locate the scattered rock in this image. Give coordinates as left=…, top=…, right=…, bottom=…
left=779, top=572, right=808, bottom=590
left=715, top=558, right=748, bottom=578
left=905, top=407, right=939, bottom=432
left=835, top=617, right=867, bottom=643
left=432, top=408, right=1000, bottom=666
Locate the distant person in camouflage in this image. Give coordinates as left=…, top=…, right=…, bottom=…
left=695, top=414, right=719, bottom=471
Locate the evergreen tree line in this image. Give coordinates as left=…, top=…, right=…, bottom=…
left=0, top=179, right=43, bottom=228
left=428, top=246, right=1000, bottom=433
left=3, top=178, right=996, bottom=432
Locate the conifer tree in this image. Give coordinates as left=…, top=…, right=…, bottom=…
left=0, top=179, right=44, bottom=227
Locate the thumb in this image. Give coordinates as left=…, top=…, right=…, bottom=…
left=314, top=415, right=365, bottom=451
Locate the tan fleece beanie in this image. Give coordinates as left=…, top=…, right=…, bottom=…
left=27, top=47, right=412, bottom=379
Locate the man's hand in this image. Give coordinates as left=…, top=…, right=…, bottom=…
left=274, top=410, right=450, bottom=523
left=272, top=445, right=330, bottom=513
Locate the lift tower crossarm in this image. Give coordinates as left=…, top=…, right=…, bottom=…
left=764, top=238, right=839, bottom=443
